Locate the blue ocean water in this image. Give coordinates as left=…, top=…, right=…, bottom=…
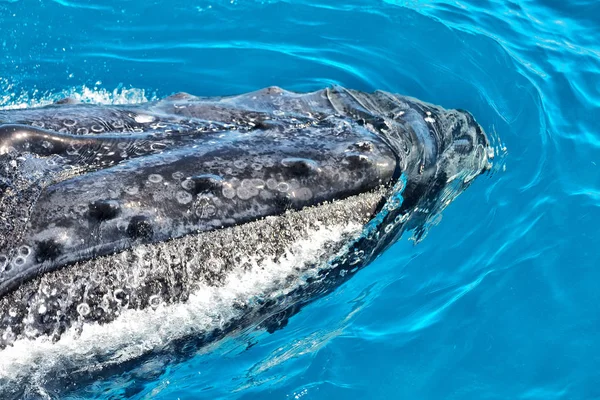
left=1, top=0, right=599, bottom=399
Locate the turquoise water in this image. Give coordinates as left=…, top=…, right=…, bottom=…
left=1, top=0, right=599, bottom=399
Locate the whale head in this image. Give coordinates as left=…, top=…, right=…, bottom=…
left=0, top=87, right=491, bottom=384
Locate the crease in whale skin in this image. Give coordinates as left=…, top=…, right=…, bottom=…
left=0, top=85, right=492, bottom=371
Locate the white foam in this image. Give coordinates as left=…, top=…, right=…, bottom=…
left=0, top=221, right=363, bottom=385
left=0, top=80, right=154, bottom=110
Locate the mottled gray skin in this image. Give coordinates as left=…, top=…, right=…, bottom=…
left=0, top=86, right=490, bottom=361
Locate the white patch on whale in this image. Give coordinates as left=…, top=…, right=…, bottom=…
left=0, top=210, right=364, bottom=387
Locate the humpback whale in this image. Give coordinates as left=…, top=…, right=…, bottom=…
left=0, top=86, right=491, bottom=396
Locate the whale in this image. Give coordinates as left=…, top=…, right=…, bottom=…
left=0, top=86, right=492, bottom=397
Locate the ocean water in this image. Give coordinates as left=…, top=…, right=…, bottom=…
left=1, top=0, right=599, bottom=399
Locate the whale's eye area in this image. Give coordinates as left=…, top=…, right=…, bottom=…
left=281, top=158, right=320, bottom=177
left=349, top=141, right=374, bottom=153
left=182, top=174, right=224, bottom=195
left=342, top=153, right=372, bottom=170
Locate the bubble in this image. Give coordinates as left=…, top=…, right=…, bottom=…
left=148, top=174, right=163, bottom=183
left=76, top=127, right=89, bottom=135
left=237, top=187, right=253, bottom=200
left=206, top=258, right=221, bottom=272
left=116, top=270, right=127, bottom=284
left=295, top=187, right=313, bottom=201
left=241, top=179, right=263, bottom=190
left=77, top=303, right=91, bottom=316
left=196, top=204, right=217, bottom=218
left=149, top=295, right=162, bottom=310
left=277, top=182, right=289, bottom=192
left=234, top=159, right=247, bottom=169
left=125, top=186, right=139, bottom=195
left=171, top=171, right=184, bottom=180
left=266, top=179, right=278, bottom=190
left=18, top=245, right=31, bottom=257
left=13, top=256, right=26, bottom=267
left=395, top=214, right=409, bottom=224
left=181, top=178, right=194, bottom=191
left=222, top=186, right=236, bottom=199
left=176, top=191, right=193, bottom=204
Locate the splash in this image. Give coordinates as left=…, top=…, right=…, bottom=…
left=0, top=79, right=155, bottom=110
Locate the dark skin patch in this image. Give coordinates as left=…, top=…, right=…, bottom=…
left=88, top=200, right=121, bottom=222
left=127, top=216, right=154, bottom=241
left=35, top=239, right=63, bottom=263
